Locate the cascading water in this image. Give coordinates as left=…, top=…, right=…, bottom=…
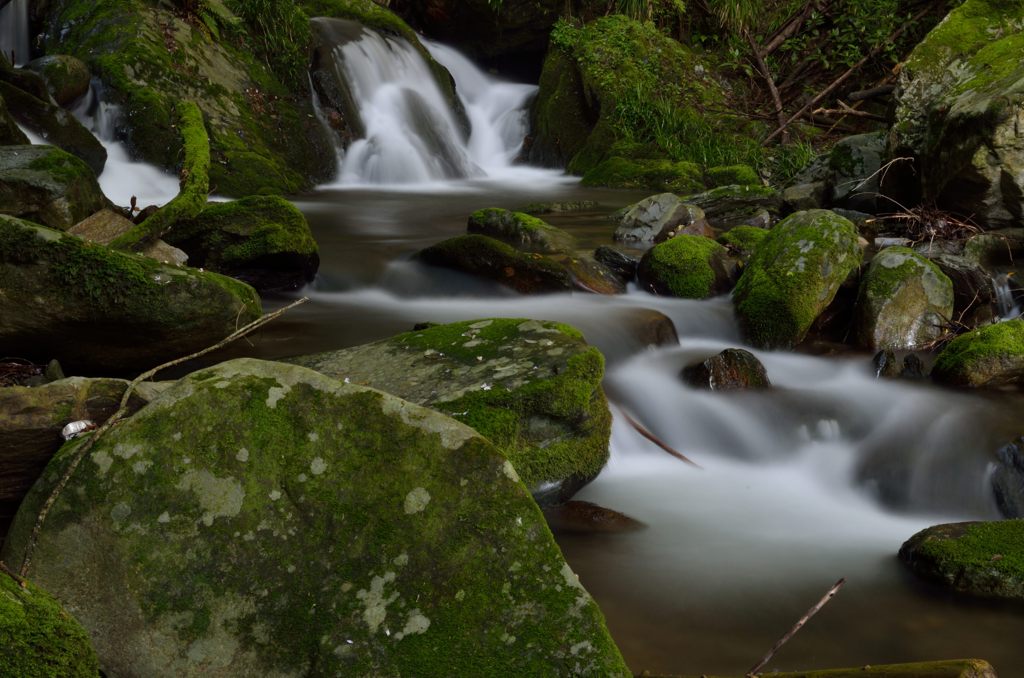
left=993, top=272, right=1021, bottom=320
left=314, top=20, right=545, bottom=186
left=0, top=0, right=30, bottom=66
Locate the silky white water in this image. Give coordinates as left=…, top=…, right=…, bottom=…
left=0, top=0, right=29, bottom=66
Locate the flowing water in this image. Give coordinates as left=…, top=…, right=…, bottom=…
left=18, top=23, right=1024, bottom=676
left=0, top=0, right=30, bottom=66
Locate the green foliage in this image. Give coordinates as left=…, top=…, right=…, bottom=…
left=228, top=0, right=311, bottom=88
left=764, top=139, right=816, bottom=185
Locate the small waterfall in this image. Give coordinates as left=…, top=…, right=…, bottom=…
left=0, top=0, right=30, bottom=65
left=992, top=272, right=1021, bottom=320
left=315, top=20, right=537, bottom=185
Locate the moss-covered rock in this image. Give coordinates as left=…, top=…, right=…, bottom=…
left=167, top=195, right=319, bottom=292
left=0, top=94, right=30, bottom=145
left=932, top=319, right=1024, bottom=388
left=899, top=520, right=1024, bottom=601
left=25, top=55, right=91, bottom=107
left=0, top=215, right=261, bottom=374
left=717, top=225, right=768, bottom=264
left=885, top=0, right=1024, bottom=228
left=0, top=145, right=105, bottom=230
left=0, top=571, right=99, bottom=677
left=637, top=235, right=736, bottom=299
left=291, top=318, right=611, bottom=504
left=732, top=210, right=862, bottom=349
left=39, top=0, right=334, bottom=197
left=855, top=246, right=954, bottom=350
left=467, top=207, right=575, bottom=254
left=581, top=156, right=703, bottom=193
left=679, top=184, right=782, bottom=230
left=1, top=358, right=629, bottom=676
left=613, top=193, right=708, bottom=245
left=417, top=234, right=574, bottom=294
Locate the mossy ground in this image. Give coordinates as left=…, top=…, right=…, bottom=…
left=639, top=235, right=730, bottom=299
left=581, top=157, right=703, bottom=193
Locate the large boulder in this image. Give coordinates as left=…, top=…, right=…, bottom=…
left=1, top=358, right=629, bottom=676
left=613, top=193, right=708, bottom=245
left=855, top=246, right=954, bottom=350
left=0, top=572, right=99, bottom=677
left=0, top=216, right=261, bottom=374
left=39, top=0, right=334, bottom=196
left=165, top=196, right=319, bottom=293
left=636, top=235, right=736, bottom=299
left=25, top=55, right=91, bottom=107
left=932, top=319, right=1024, bottom=388
left=0, top=145, right=105, bottom=230
left=884, top=0, right=1024, bottom=229
left=417, top=234, right=574, bottom=294
left=899, top=520, right=1024, bottom=601
left=290, top=318, right=612, bottom=504
left=732, top=210, right=862, bottom=349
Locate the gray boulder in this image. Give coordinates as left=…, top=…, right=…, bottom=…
left=828, top=132, right=885, bottom=213
left=0, top=145, right=105, bottom=230
left=1, top=358, right=629, bottom=677
left=613, top=193, right=708, bottom=244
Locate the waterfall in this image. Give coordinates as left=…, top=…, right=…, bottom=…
left=0, top=0, right=30, bottom=66
left=315, top=20, right=537, bottom=185
left=992, top=272, right=1021, bottom=320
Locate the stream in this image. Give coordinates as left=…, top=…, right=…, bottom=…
left=27, top=17, right=1024, bottom=675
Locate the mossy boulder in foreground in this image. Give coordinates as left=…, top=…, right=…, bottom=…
left=1, top=358, right=629, bottom=676
left=899, top=520, right=1024, bottom=601
left=855, top=246, right=954, bottom=350
left=166, top=196, right=319, bottom=293
left=0, top=145, right=106, bottom=230
left=732, top=210, right=861, bottom=349
left=0, top=572, right=99, bottom=677
left=0, top=215, right=260, bottom=374
left=637, top=235, right=736, bottom=299
left=290, top=318, right=612, bottom=504
left=932, top=319, right=1024, bottom=388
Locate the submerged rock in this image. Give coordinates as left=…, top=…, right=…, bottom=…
left=899, top=520, right=1024, bottom=601
left=1, top=358, right=629, bottom=676
left=0, top=216, right=261, bottom=374
left=680, top=348, right=770, bottom=391
left=855, top=246, right=954, bottom=350
left=636, top=235, right=736, bottom=299
left=0, top=145, right=105, bottom=230
left=290, top=318, right=612, bottom=504
left=0, top=572, right=99, bottom=677
left=732, top=210, right=861, bottom=349
left=932, top=319, right=1024, bottom=388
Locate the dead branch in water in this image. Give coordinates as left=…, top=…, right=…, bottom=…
left=619, top=409, right=703, bottom=469
left=747, top=577, right=846, bottom=677
left=18, top=297, right=308, bottom=577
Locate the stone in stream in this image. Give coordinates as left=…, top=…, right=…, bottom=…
left=680, top=348, right=770, bottom=391
left=827, top=131, right=885, bottom=213
left=467, top=207, right=576, bottom=254
left=0, top=145, right=106, bottom=230
left=899, top=519, right=1024, bottom=601
left=593, top=246, right=639, bottom=284
left=0, top=215, right=261, bottom=374
left=290, top=318, right=611, bottom=505
left=855, top=246, right=954, bottom=350
left=1, top=358, right=630, bottom=676
left=0, top=571, right=99, bottom=677
left=932, top=319, right=1024, bottom=388
left=417, top=234, right=575, bottom=294
left=732, top=209, right=862, bottom=349
left=636, top=234, right=737, bottom=299
left=991, top=436, right=1024, bottom=518
left=613, top=193, right=709, bottom=245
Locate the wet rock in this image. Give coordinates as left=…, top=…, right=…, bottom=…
left=593, top=245, right=639, bottom=283
left=0, top=94, right=29, bottom=145
left=678, top=184, right=782, bottom=230
left=25, top=55, right=91, bottom=107
left=872, top=349, right=928, bottom=380
left=855, top=246, right=954, bottom=350
left=1, top=358, right=630, bottom=676
left=417, top=234, right=574, bottom=294
left=0, top=572, right=99, bottom=677
left=289, top=318, right=611, bottom=505
left=565, top=252, right=627, bottom=294
left=0, top=145, right=105, bottom=230
left=899, top=520, right=1024, bottom=601
left=0, top=215, right=261, bottom=374
left=827, top=131, right=885, bottom=213
left=166, top=196, right=319, bottom=293
left=733, top=210, right=862, bottom=349
left=681, top=348, right=770, bottom=391
left=932, top=319, right=1024, bottom=388
left=543, top=500, right=646, bottom=535
left=467, top=207, right=575, bottom=254
left=991, top=436, right=1024, bottom=518
left=613, top=193, right=708, bottom=245
left=637, top=235, right=737, bottom=299
left=69, top=209, right=187, bottom=266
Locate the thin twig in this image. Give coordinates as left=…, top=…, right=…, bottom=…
left=747, top=578, right=846, bottom=677
left=1, top=560, right=27, bottom=587
left=19, top=297, right=308, bottom=577
left=620, top=410, right=703, bottom=469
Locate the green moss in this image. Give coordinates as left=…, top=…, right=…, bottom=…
left=466, top=208, right=575, bottom=255
left=0, top=573, right=99, bottom=677
left=717, top=225, right=768, bottom=259
left=862, top=246, right=944, bottom=301
left=639, top=235, right=729, bottom=299
left=732, top=209, right=861, bottom=348
left=705, top=164, right=759, bottom=187
left=932, top=318, right=1024, bottom=386
left=581, top=156, right=703, bottom=192
left=25, top=148, right=94, bottom=186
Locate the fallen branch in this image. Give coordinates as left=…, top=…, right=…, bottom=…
left=620, top=410, right=702, bottom=469
left=19, top=297, right=309, bottom=577
left=747, top=578, right=846, bottom=677
left=812, top=102, right=888, bottom=122
left=848, top=83, right=895, bottom=101
left=1, top=560, right=26, bottom=588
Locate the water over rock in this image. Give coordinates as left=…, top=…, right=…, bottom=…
left=1, top=358, right=629, bottom=676
left=289, top=318, right=612, bottom=505
left=855, top=246, right=954, bottom=350
left=636, top=235, right=737, bottom=299
left=0, top=215, right=261, bottom=374
left=732, top=210, right=862, bottom=349
left=0, top=145, right=105, bottom=230
left=932, top=319, right=1024, bottom=388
